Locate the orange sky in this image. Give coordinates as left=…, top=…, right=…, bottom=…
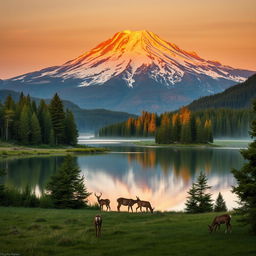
left=0, top=0, right=255, bottom=79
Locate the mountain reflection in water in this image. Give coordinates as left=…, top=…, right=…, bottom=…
left=0, top=145, right=244, bottom=211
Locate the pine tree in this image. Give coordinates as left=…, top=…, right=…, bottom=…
left=3, top=95, right=16, bottom=141
left=49, top=129, right=55, bottom=146
left=19, top=105, right=31, bottom=144
left=214, top=192, right=227, bottom=212
left=180, top=123, right=192, bottom=143
left=195, top=172, right=213, bottom=212
left=38, top=100, right=53, bottom=144
left=185, top=183, right=198, bottom=213
left=30, top=112, right=42, bottom=145
left=64, top=109, right=78, bottom=145
left=232, top=99, right=256, bottom=234
left=49, top=93, right=65, bottom=145
left=4, top=109, right=14, bottom=141
left=46, top=155, right=90, bottom=208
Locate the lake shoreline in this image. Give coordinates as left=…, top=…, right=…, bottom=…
left=0, top=141, right=108, bottom=158
left=131, top=139, right=251, bottom=149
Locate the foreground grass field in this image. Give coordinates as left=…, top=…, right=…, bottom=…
left=0, top=207, right=256, bottom=256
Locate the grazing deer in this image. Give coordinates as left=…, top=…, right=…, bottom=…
left=208, top=214, right=232, bottom=233
left=136, top=196, right=154, bottom=213
left=117, top=197, right=139, bottom=212
left=94, top=193, right=111, bottom=211
left=94, top=215, right=102, bottom=237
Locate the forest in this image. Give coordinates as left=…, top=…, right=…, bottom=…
left=98, top=107, right=255, bottom=143
left=0, top=93, right=78, bottom=146
left=187, top=74, right=256, bottom=110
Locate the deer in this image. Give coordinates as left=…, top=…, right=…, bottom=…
left=136, top=196, right=154, bottom=213
left=94, top=192, right=111, bottom=211
left=117, top=197, right=139, bottom=212
left=208, top=214, right=232, bottom=233
left=94, top=215, right=102, bottom=237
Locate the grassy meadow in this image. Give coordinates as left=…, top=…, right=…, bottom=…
left=0, top=207, right=255, bottom=256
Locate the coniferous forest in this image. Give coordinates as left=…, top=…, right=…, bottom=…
left=98, top=107, right=255, bottom=144
left=0, top=93, right=78, bottom=146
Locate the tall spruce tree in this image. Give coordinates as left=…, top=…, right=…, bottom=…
left=64, top=109, right=78, bottom=145
left=38, top=101, right=53, bottom=144
left=19, top=105, right=31, bottom=144
left=196, top=172, right=213, bottom=212
left=49, top=93, right=65, bottom=145
left=30, top=112, right=42, bottom=145
left=214, top=192, right=227, bottom=212
left=185, top=172, right=213, bottom=213
left=46, top=155, right=90, bottom=208
left=185, top=183, right=198, bottom=213
left=232, top=99, right=256, bottom=234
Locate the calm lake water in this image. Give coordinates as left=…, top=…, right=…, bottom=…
left=0, top=138, right=249, bottom=211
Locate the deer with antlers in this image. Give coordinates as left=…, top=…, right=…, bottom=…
left=208, top=214, right=232, bottom=233
left=94, top=192, right=111, bottom=211
left=117, top=197, right=139, bottom=212
left=94, top=215, right=102, bottom=237
left=136, top=196, right=154, bottom=213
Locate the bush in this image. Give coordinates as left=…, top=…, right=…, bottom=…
left=0, top=186, right=39, bottom=207
left=39, top=194, right=54, bottom=208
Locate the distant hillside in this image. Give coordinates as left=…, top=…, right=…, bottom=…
left=0, top=90, right=136, bottom=132
left=187, top=74, right=256, bottom=110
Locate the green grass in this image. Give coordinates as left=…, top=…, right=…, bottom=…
left=0, top=207, right=255, bottom=256
left=0, top=142, right=108, bottom=157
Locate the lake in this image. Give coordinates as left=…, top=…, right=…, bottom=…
left=0, top=138, right=249, bottom=211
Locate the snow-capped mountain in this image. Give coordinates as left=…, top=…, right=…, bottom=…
left=1, top=30, right=254, bottom=113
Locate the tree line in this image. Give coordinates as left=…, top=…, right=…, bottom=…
left=188, top=74, right=256, bottom=110
left=0, top=93, right=78, bottom=145
left=98, top=107, right=254, bottom=142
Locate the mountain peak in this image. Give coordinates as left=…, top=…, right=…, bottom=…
left=10, top=30, right=253, bottom=89
left=4, top=30, right=254, bottom=114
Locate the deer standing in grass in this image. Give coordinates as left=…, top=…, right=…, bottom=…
left=94, top=215, right=102, bottom=237
left=208, top=214, right=232, bottom=233
left=117, top=197, right=139, bottom=212
left=94, top=193, right=111, bottom=211
left=136, top=196, right=154, bottom=213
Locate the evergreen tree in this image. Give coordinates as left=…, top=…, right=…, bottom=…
left=4, top=109, right=14, bottom=141
left=49, top=93, right=65, bottom=145
left=49, top=129, right=55, bottom=146
left=64, top=109, right=78, bottom=145
left=190, top=115, right=197, bottom=143
left=195, top=172, right=213, bottom=212
left=46, top=155, right=90, bottom=208
left=30, top=113, right=42, bottom=145
left=185, top=183, right=198, bottom=213
left=19, top=105, right=31, bottom=144
left=185, top=172, right=213, bottom=213
left=38, top=101, right=53, bottom=144
left=214, top=192, right=227, bottom=212
left=3, top=95, right=16, bottom=141
left=180, top=123, right=192, bottom=143
left=232, top=99, right=256, bottom=234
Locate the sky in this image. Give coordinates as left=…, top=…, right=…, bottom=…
left=1, top=0, right=256, bottom=79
